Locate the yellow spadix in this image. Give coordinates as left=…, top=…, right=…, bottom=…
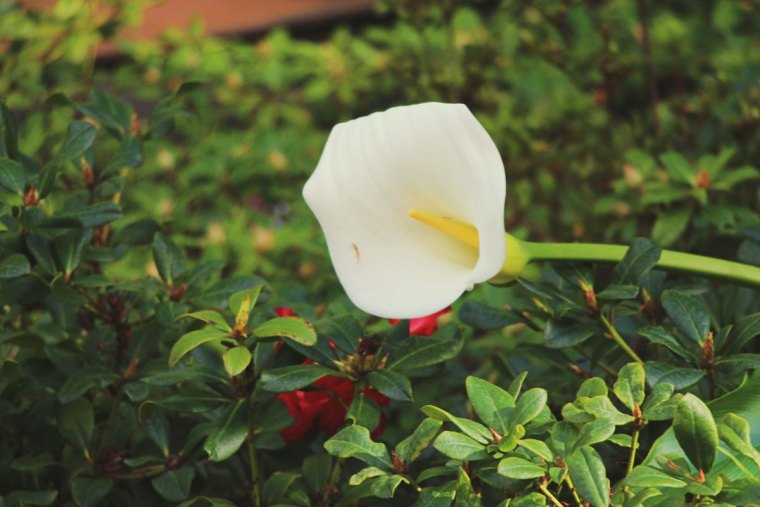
left=409, top=209, right=530, bottom=283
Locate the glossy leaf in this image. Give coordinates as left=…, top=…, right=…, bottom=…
left=259, top=364, right=337, bottom=392
left=324, top=425, right=391, bottom=469
left=432, top=431, right=489, bottom=461
left=169, top=328, right=229, bottom=367
left=497, top=457, right=545, bottom=479
left=0, top=254, right=30, bottom=279
left=253, top=316, right=317, bottom=346
left=567, top=446, right=609, bottom=507
left=395, top=418, right=443, bottom=465
left=367, top=369, right=413, bottom=401
left=661, top=290, right=710, bottom=343
left=673, top=393, right=718, bottom=473
left=222, top=346, right=252, bottom=377
left=203, top=400, right=248, bottom=462
left=613, top=362, right=646, bottom=412
left=465, top=376, right=514, bottom=435
left=612, top=238, right=662, bottom=284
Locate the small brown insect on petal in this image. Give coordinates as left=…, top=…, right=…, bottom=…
left=352, top=243, right=360, bottom=263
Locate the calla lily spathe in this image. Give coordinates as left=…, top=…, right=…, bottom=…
left=303, top=103, right=506, bottom=318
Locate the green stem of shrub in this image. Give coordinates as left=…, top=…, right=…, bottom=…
left=600, top=314, right=644, bottom=365
left=627, top=428, right=640, bottom=476
left=563, top=476, right=583, bottom=506
left=524, top=241, right=760, bottom=288
left=247, top=438, right=261, bottom=507
left=538, top=482, right=564, bottom=507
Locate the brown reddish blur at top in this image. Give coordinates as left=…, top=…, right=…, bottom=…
left=21, top=0, right=376, bottom=57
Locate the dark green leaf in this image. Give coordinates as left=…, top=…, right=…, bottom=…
left=50, top=121, right=97, bottom=169
left=626, top=466, right=687, bottom=488
left=115, top=219, right=161, bottom=246
left=151, top=468, right=194, bottom=502
left=263, top=471, right=302, bottom=504
left=497, top=456, right=545, bottom=479
left=465, top=376, right=514, bottom=435
left=544, top=318, right=596, bottom=348
left=388, top=326, right=463, bottom=370
left=727, top=312, right=760, bottom=353
left=53, top=228, right=91, bottom=275
left=303, top=454, right=332, bottom=494
left=432, top=431, right=489, bottom=461
left=0, top=158, right=26, bottom=194
left=577, top=378, right=607, bottom=398
left=395, top=418, right=443, bottom=465
left=0, top=102, right=19, bottom=159
left=53, top=202, right=123, bottom=227
left=324, top=425, right=391, bottom=469
left=507, top=371, right=528, bottom=399
left=652, top=208, right=692, bottom=248
left=204, top=400, right=248, bottom=462
left=153, top=232, right=184, bottom=285
left=75, top=90, right=132, bottom=135
left=576, top=419, right=615, bottom=448
left=645, top=361, right=704, bottom=390
left=639, top=325, right=695, bottom=361
left=596, top=284, right=639, bottom=301
left=0, top=253, right=30, bottom=279
left=661, top=290, right=710, bottom=343
left=144, top=410, right=171, bottom=457
left=71, top=478, right=113, bottom=507
left=58, top=399, right=94, bottom=457
left=420, top=405, right=492, bottom=444
left=613, top=238, right=662, bottom=284
left=459, top=301, right=521, bottom=330
left=367, top=369, right=413, bottom=401
left=613, top=363, right=646, bottom=411
left=58, top=368, right=118, bottom=403
left=511, top=388, right=548, bottom=427
left=3, top=491, right=58, bottom=506
left=642, top=383, right=678, bottom=421
left=549, top=422, right=579, bottom=459
left=674, top=393, right=718, bottom=473
left=716, top=353, right=760, bottom=372
left=176, top=310, right=231, bottom=332
left=168, top=328, right=228, bottom=367
left=717, top=413, right=760, bottom=467
left=455, top=467, right=482, bottom=507
left=347, top=392, right=380, bottom=430
left=259, top=364, right=338, bottom=392
left=517, top=439, right=554, bottom=462
left=567, top=446, right=609, bottom=507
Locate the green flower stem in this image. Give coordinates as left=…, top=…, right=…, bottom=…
left=600, top=314, right=644, bottom=365
left=522, top=240, right=760, bottom=288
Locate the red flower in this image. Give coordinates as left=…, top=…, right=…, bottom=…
left=277, top=365, right=389, bottom=442
left=274, top=306, right=297, bottom=317
left=389, top=306, right=451, bottom=336
left=274, top=304, right=388, bottom=442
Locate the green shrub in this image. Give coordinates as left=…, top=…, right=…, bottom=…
left=1, top=0, right=760, bottom=505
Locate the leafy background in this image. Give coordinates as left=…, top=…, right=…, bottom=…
left=1, top=0, right=760, bottom=505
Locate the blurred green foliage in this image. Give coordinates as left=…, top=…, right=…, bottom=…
left=1, top=0, right=760, bottom=505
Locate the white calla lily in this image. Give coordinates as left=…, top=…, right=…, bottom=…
left=303, top=102, right=506, bottom=318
